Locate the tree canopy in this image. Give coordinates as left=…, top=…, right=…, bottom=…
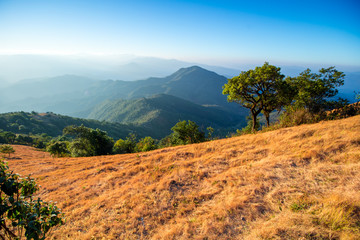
left=63, top=125, right=114, bottom=157
left=288, top=66, right=345, bottom=113
left=170, top=120, right=205, bottom=145
left=222, top=62, right=290, bottom=131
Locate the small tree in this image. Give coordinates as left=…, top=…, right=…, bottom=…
left=135, top=136, right=157, bottom=152
left=0, top=160, right=64, bottom=239
left=289, top=67, right=345, bottom=113
left=0, top=145, right=15, bottom=158
left=171, top=120, right=205, bottom=145
left=223, top=62, right=290, bottom=131
left=206, top=126, right=214, bottom=140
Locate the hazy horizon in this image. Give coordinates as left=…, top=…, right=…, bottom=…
left=1, top=0, right=359, bottom=70
left=0, top=54, right=360, bottom=86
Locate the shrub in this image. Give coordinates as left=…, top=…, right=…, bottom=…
left=0, top=159, right=64, bottom=239
left=135, top=136, right=157, bottom=152
left=278, top=106, right=321, bottom=127
left=46, top=141, right=70, bottom=157
left=170, top=120, right=205, bottom=145
left=68, top=139, right=95, bottom=157
left=113, top=133, right=137, bottom=154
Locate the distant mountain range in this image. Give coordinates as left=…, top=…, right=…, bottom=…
left=0, top=54, right=240, bottom=82
left=0, top=64, right=358, bottom=139
left=0, top=66, right=249, bottom=139
left=0, top=65, right=247, bottom=115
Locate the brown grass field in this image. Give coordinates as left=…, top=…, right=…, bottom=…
left=4, top=115, right=360, bottom=239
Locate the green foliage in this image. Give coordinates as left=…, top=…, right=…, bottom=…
left=158, top=135, right=173, bottom=148
left=223, top=62, right=290, bottom=131
left=113, top=133, right=137, bottom=154
left=0, top=159, right=64, bottom=239
left=135, top=136, right=157, bottom=152
left=0, top=131, right=16, bottom=144
left=68, top=139, right=95, bottom=157
left=14, top=135, right=33, bottom=145
left=288, top=66, right=345, bottom=113
left=206, top=126, right=214, bottom=140
left=87, top=94, right=245, bottom=140
left=290, top=201, right=311, bottom=212
left=170, top=120, right=205, bottom=145
left=63, top=125, right=114, bottom=157
left=238, top=117, right=260, bottom=135
left=0, top=145, right=15, bottom=158
left=46, top=141, right=70, bottom=157
left=0, top=111, right=152, bottom=141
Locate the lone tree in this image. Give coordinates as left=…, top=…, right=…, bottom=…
left=0, top=145, right=15, bottom=158
left=223, top=62, right=290, bottom=131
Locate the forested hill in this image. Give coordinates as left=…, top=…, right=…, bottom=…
left=0, top=112, right=155, bottom=140
left=86, top=94, right=246, bottom=137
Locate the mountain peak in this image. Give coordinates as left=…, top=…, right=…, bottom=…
left=177, top=65, right=208, bottom=73
left=168, top=65, right=222, bottom=81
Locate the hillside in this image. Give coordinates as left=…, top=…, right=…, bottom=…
left=87, top=94, right=245, bottom=137
left=0, top=111, right=155, bottom=140
left=6, top=115, right=360, bottom=239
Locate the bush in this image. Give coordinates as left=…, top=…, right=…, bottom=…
left=113, top=133, right=137, bottom=154
left=238, top=117, right=260, bottom=134
left=326, top=102, right=360, bottom=120
left=0, top=159, right=64, bottom=239
left=68, top=139, right=95, bottom=157
left=46, top=141, right=70, bottom=157
left=135, top=136, right=157, bottom=152
left=278, top=107, right=321, bottom=127
left=170, top=120, right=205, bottom=145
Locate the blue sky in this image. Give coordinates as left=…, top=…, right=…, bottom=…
left=0, top=0, right=359, bottom=67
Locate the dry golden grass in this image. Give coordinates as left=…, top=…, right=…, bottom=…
left=6, top=115, right=360, bottom=239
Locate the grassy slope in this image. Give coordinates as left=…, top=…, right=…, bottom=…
left=7, top=116, right=360, bottom=239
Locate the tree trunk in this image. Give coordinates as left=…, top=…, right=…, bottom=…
left=251, top=111, right=260, bottom=132
left=265, top=112, right=270, bottom=127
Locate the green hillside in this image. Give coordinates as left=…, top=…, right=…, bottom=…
left=87, top=94, right=246, bottom=137
left=0, top=111, right=155, bottom=140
